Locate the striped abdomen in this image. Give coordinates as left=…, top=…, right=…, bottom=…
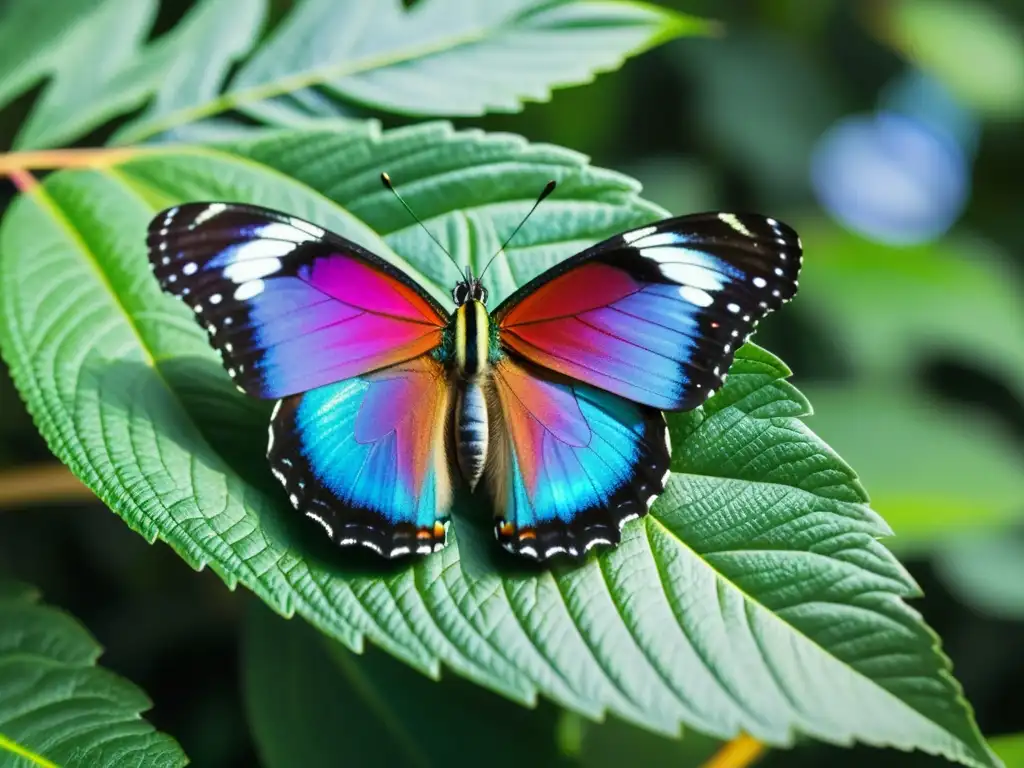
left=456, top=381, right=489, bottom=490
left=453, top=299, right=491, bottom=490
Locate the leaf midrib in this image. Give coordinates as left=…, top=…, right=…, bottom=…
left=114, top=24, right=492, bottom=145
left=0, top=731, right=59, bottom=768
left=646, top=513, right=980, bottom=760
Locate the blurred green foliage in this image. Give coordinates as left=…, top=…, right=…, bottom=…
left=1, top=0, right=1022, bottom=767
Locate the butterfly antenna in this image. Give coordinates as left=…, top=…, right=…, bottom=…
left=381, top=172, right=465, bottom=277
left=478, top=180, right=557, bottom=280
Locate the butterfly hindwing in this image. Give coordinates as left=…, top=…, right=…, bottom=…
left=269, top=355, right=453, bottom=557
left=147, top=202, right=448, bottom=399
left=493, top=213, right=802, bottom=411
left=488, top=356, right=671, bottom=559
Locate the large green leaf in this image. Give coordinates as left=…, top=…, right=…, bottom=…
left=243, top=601, right=566, bottom=768
left=11, top=0, right=265, bottom=150
left=0, top=122, right=997, bottom=767
left=0, top=0, right=97, bottom=114
left=217, top=0, right=709, bottom=129
left=0, top=0, right=711, bottom=147
left=0, top=580, right=187, bottom=767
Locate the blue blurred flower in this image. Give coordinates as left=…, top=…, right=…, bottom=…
left=810, top=70, right=977, bottom=245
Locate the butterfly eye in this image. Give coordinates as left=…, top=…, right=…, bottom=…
left=452, top=284, right=469, bottom=305
left=475, top=284, right=488, bottom=304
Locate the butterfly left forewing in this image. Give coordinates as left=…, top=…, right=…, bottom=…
left=493, top=212, right=802, bottom=411
left=147, top=202, right=448, bottom=400
left=270, top=354, right=453, bottom=557
left=487, top=356, right=670, bottom=560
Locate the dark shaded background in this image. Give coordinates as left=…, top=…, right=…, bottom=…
left=1, top=1, right=1022, bottom=765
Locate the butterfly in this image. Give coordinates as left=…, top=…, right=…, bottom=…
left=146, top=176, right=801, bottom=561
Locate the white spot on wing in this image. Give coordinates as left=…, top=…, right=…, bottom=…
left=257, top=222, right=316, bottom=244
left=286, top=217, right=325, bottom=240
left=718, top=213, right=754, bottom=237
left=224, top=257, right=282, bottom=283
left=726, top=302, right=740, bottom=314
left=631, top=231, right=686, bottom=248
left=234, top=280, right=265, bottom=300
left=582, top=538, right=609, bottom=554
left=650, top=258, right=724, bottom=291
left=622, top=225, right=657, bottom=244
left=753, top=276, right=767, bottom=288
left=182, top=262, right=198, bottom=276
left=209, top=293, right=222, bottom=305
left=305, top=512, right=334, bottom=538
left=230, top=239, right=296, bottom=261
left=191, top=203, right=227, bottom=228
left=679, top=285, right=714, bottom=307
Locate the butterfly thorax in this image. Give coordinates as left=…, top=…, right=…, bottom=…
left=452, top=299, right=492, bottom=491
left=453, top=299, right=491, bottom=379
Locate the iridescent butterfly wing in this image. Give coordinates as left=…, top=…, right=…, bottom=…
left=488, top=213, right=802, bottom=559
left=147, top=203, right=453, bottom=556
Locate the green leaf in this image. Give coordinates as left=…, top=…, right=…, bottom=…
left=874, top=0, right=1024, bottom=119
left=798, top=385, right=1024, bottom=551
left=989, top=734, right=1024, bottom=765
left=231, top=1, right=707, bottom=117
left=244, top=601, right=566, bottom=768
left=2, top=0, right=709, bottom=148
left=0, top=580, right=187, bottom=767
left=13, top=0, right=266, bottom=150
left=796, top=219, right=1024, bottom=398
left=0, top=122, right=997, bottom=767
left=0, top=0, right=97, bottom=112
left=113, top=0, right=713, bottom=144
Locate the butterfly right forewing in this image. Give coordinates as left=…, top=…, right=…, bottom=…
left=493, top=212, right=802, bottom=411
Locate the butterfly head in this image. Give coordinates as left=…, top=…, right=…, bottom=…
left=452, top=279, right=488, bottom=306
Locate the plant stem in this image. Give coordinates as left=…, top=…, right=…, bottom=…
left=0, top=147, right=138, bottom=175
left=7, top=168, right=38, bottom=192
left=0, top=464, right=93, bottom=508
left=700, top=735, right=765, bottom=768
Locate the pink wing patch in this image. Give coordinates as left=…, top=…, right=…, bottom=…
left=497, top=262, right=690, bottom=410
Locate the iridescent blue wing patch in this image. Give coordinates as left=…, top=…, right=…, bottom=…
left=269, top=355, right=453, bottom=557
left=487, top=356, right=671, bottom=560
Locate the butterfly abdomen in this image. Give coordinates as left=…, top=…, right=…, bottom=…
left=456, top=380, right=489, bottom=490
